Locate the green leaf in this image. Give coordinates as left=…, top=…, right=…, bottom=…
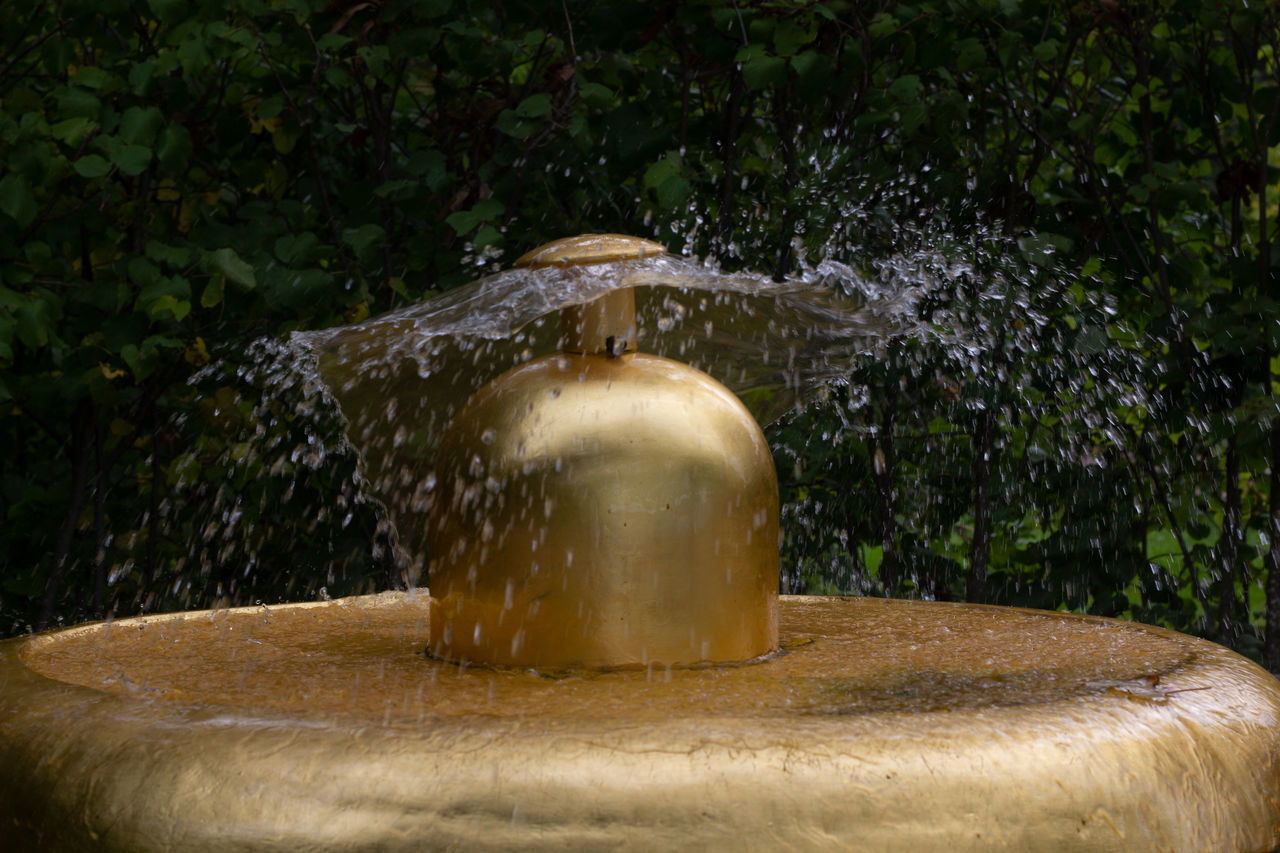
left=445, top=200, right=504, bottom=235
left=207, top=248, right=257, bottom=291
left=14, top=296, right=55, bottom=349
left=643, top=152, right=689, bottom=210
left=737, top=45, right=786, bottom=91
left=127, top=257, right=162, bottom=287
left=148, top=294, right=191, bottom=321
left=201, top=275, right=224, bottom=308
left=888, top=75, right=922, bottom=102
left=406, top=150, right=447, bottom=190
left=156, top=124, right=193, bottom=170
left=495, top=109, right=539, bottom=139
left=373, top=179, right=417, bottom=200
left=120, top=106, right=164, bottom=147
left=112, top=144, right=153, bottom=176
left=515, top=94, right=552, bottom=118
left=578, top=81, right=614, bottom=108
left=129, top=61, right=156, bottom=94
left=146, top=0, right=187, bottom=23
left=954, top=38, right=987, bottom=72
left=869, top=12, right=898, bottom=39
left=0, top=175, right=37, bottom=227
left=74, top=154, right=111, bottom=178
left=643, top=153, right=681, bottom=191
left=56, top=88, right=100, bottom=120
left=274, top=232, right=321, bottom=264
left=1032, top=40, right=1059, bottom=64
left=341, top=223, right=386, bottom=254
left=773, top=20, right=811, bottom=58
left=119, top=342, right=150, bottom=379
left=146, top=241, right=192, bottom=268
left=49, top=117, right=96, bottom=146
left=71, top=67, right=112, bottom=90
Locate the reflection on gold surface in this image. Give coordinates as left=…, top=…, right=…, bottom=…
left=428, top=350, right=779, bottom=669
left=4, top=595, right=1280, bottom=851
left=428, top=234, right=780, bottom=668
left=513, top=234, right=667, bottom=268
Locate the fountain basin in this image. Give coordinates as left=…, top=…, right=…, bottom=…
left=2, top=594, right=1278, bottom=851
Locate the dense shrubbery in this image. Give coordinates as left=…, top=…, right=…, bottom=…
left=2, top=0, right=1279, bottom=667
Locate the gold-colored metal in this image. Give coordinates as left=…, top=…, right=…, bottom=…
left=558, top=287, right=637, bottom=355
left=427, top=234, right=778, bottom=669
left=428, top=351, right=779, bottom=668
left=3, top=594, right=1280, bottom=851
left=513, top=233, right=666, bottom=268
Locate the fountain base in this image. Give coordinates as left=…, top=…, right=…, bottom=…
left=2, top=594, right=1278, bottom=851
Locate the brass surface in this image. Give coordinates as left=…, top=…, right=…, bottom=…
left=427, top=232, right=781, bottom=668
left=559, top=287, right=638, bottom=355
left=3, top=594, right=1279, bottom=851
left=513, top=233, right=667, bottom=268
left=428, top=351, right=779, bottom=668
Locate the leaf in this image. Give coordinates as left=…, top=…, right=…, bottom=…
left=146, top=0, right=187, bottom=23
left=373, top=179, right=418, bottom=200
left=119, top=343, right=151, bottom=380
left=156, top=125, right=193, bottom=170
left=74, top=154, right=112, bottom=178
left=127, top=257, right=162, bottom=286
left=120, top=106, right=164, bottom=147
left=515, top=94, right=552, bottom=118
left=146, top=240, right=191, bottom=268
left=129, top=61, right=156, bottom=94
left=207, top=248, right=257, bottom=291
left=201, top=275, right=223, bottom=308
left=888, top=75, right=922, bottom=102
left=49, top=116, right=96, bottom=146
left=340, top=223, right=386, bottom=254
left=773, top=20, right=811, bottom=58
left=273, top=232, right=320, bottom=264
left=112, top=144, right=153, bottom=176
left=445, top=200, right=504, bottom=235
left=184, top=337, right=210, bottom=366
left=406, top=149, right=447, bottom=190
left=0, top=175, right=37, bottom=227
left=71, top=67, right=113, bottom=89
left=578, top=81, right=614, bottom=108
left=495, top=109, right=538, bottom=139
left=15, top=297, right=56, bottom=348
left=869, top=12, right=899, bottom=39
left=643, top=152, right=681, bottom=191
left=736, top=45, right=787, bottom=91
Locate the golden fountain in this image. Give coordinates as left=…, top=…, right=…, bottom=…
left=1, top=235, right=1279, bottom=851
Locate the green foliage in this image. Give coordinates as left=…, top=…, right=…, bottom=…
left=2, top=0, right=1280, bottom=671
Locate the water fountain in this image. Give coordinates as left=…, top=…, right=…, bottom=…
left=1, top=235, right=1279, bottom=851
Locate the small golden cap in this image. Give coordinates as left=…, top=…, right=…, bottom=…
left=514, top=234, right=666, bottom=268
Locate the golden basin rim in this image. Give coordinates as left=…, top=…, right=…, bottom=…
left=4, top=594, right=1280, bottom=852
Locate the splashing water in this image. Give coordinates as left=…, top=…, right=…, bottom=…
left=295, top=251, right=920, bottom=583
left=175, top=228, right=1152, bottom=635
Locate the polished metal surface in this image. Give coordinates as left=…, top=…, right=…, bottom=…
left=513, top=233, right=666, bottom=268
left=558, top=287, right=638, bottom=355
left=428, top=350, right=779, bottom=668
left=428, top=234, right=780, bottom=668
left=3, top=593, right=1279, bottom=851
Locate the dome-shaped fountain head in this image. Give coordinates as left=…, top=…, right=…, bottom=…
left=427, top=235, right=780, bottom=669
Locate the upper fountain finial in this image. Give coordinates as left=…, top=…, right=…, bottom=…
left=513, top=233, right=666, bottom=268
